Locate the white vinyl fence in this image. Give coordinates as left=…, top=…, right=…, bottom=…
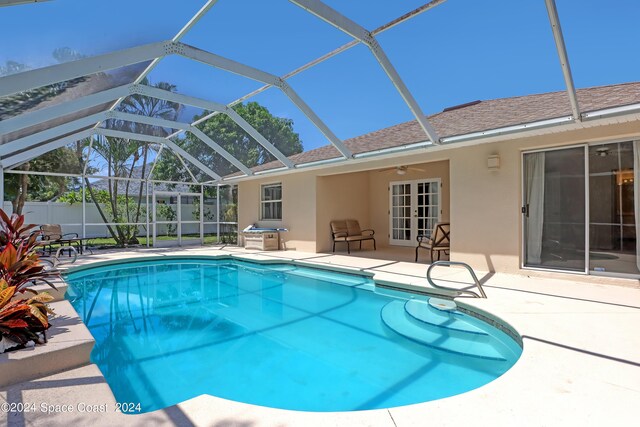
left=3, top=201, right=235, bottom=240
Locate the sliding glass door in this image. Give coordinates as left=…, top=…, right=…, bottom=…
left=523, top=141, right=640, bottom=276
left=588, top=141, right=639, bottom=275
left=523, top=146, right=586, bottom=272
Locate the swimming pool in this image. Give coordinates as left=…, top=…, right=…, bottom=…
left=64, top=258, right=521, bottom=413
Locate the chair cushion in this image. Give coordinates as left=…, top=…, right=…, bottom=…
left=432, top=223, right=451, bottom=246
left=346, top=235, right=370, bottom=241
left=330, top=220, right=348, bottom=236
left=346, top=219, right=361, bottom=236
left=41, top=224, right=62, bottom=239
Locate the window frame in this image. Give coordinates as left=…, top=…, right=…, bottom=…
left=260, top=182, right=283, bottom=221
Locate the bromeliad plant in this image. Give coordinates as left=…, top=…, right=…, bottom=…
left=0, top=209, right=58, bottom=353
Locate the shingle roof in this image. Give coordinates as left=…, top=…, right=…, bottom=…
left=234, top=81, right=640, bottom=176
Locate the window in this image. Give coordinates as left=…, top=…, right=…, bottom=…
left=261, top=183, right=282, bottom=220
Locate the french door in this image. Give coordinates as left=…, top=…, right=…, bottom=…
left=389, top=179, right=441, bottom=246
left=522, top=141, right=640, bottom=276
left=152, top=191, right=203, bottom=247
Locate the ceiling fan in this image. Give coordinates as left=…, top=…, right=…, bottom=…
left=378, top=165, right=425, bottom=175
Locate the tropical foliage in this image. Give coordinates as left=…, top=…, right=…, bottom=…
left=80, top=78, right=182, bottom=246
left=154, top=102, right=303, bottom=183
left=3, top=147, right=85, bottom=215
left=0, top=210, right=58, bottom=353
left=1, top=49, right=90, bottom=215
left=0, top=51, right=86, bottom=120
left=219, top=186, right=238, bottom=244
left=0, top=283, right=54, bottom=349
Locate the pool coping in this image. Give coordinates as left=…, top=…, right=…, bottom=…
left=2, top=247, right=639, bottom=426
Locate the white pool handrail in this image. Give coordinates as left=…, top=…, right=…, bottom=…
left=426, top=261, right=488, bottom=298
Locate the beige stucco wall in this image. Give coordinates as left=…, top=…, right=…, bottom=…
left=448, top=140, right=521, bottom=272
left=238, top=119, right=640, bottom=274
left=449, top=120, right=640, bottom=273
left=313, top=161, right=450, bottom=252
left=238, top=172, right=317, bottom=252
left=368, top=160, right=450, bottom=248
left=315, top=171, right=370, bottom=253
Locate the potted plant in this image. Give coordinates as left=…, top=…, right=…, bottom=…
left=0, top=210, right=58, bottom=353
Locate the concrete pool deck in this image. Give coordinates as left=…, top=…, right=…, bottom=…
left=1, top=246, right=639, bottom=426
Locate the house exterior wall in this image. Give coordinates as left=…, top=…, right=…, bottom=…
left=238, top=172, right=317, bottom=252
left=238, top=120, right=640, bottom=275
left=315, top=171, right=370, bottom=253
left=368, top=160, right=450, bottom=248
left=448, top=140, right=522, bottom=272
left=449, top=120, right=640, bottom=273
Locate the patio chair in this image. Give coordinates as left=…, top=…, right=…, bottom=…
left=415, top=222, right=450, bottom=262
left=330, top=219, right=376, bottom=254
left=39, top=224, right=83, bottom=255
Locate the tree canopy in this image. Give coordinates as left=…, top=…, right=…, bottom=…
left=154, top=102, right=303, bottom=183
left=3, top=146, right=84, bottom=214
left=1, top=48, right=90, bottom=214
left=80, top=78, right=183, bottom=246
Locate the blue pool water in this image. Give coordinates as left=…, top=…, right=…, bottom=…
left=65, top=258, right=521, bottom=413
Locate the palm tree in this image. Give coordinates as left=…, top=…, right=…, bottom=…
left=84, top=79, right=183, bottom=246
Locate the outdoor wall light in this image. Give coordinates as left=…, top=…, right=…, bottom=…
left=487, top=154, right=500, bottom=171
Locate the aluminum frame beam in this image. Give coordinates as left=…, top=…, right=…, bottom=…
left=147, top=145, right=165, bottom=179
left=172, top=0, right=220, bottom=42
left=544, top=0, right=581, bottom=121
left=131, top=85, right=291, bottom=168
left=176, top=43, right=352, bottom=158
left=178, top=44, right=281, bottom=86
left=0, top=85, right=288, bottom=176
left=186, top=1, right=448, bottom=143
left=96, top=128, right=221, bottom=181
left=173, top=151, right=200, bottom=183
left=1, top=115, right=222, bottom=182
left=134, top=83, right=229, bottom=111
left=99, top=1, right=222, bottom=129
left=0, top=84, right=131, bottom=135
left=218, top=109, right=294, bottom=168
left=145, top=143, right=199, bottom=184
left=2, top=129, right=94, bottom=169
left=1, top=82, right=281, bottom=172
left=276, top=81, right=350, bottom=158
left=0, top=41, right=169, bottom=98
left=0, top=111, right=104, bottom=157
left=107, top=110, right=191, bottom=131
left=188, top=127, right=253, bottom=175
left=0, top=0, right=449, bottom=174
left=288, top=0, right=440, bottom=144
left=108, top=110, right=254, bottom=175
left=0, top=39, right=351, bottom=159
left=0, top=0, right=51, bottom=6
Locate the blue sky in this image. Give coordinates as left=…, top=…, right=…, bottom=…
left=2, top=0, right=639, bottom=152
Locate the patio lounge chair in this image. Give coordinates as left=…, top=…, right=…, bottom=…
left=330, top=219, right=376, bottom=254
left=415, top=222, right=450, bottom=262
